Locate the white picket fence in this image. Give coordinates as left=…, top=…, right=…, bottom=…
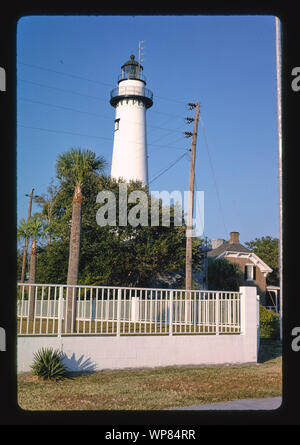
left=17, top=283, right=241, bottom=336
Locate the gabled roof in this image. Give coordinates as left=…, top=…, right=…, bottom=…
left=207, top=241, right=250, bottom=258
left=207, top=241, right=273, bottom=276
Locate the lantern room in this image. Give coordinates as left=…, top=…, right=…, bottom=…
left=118, top=54, right=145, bottom=83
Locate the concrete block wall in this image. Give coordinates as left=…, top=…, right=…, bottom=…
left=17, top=287, right=259, bottom=373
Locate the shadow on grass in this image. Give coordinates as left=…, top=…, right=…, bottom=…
left=258, top=338, right=282, bottom=364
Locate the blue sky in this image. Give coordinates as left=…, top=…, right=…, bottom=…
left=17, top=15, right=279, bottom=245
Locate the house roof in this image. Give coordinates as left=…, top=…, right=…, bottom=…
left=207, top=241, right=250, bottom=258
left=207, top=240, right=273, bottom=276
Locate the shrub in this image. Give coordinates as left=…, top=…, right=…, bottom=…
left=31, top=347, right=67, bottom=381
left=259, top=305, right=280, bottom=340
left=208, top=258, right=242, bottom=291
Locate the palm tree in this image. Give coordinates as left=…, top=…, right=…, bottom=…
left=17, top=215, right=46, bottom=320
left=33, top=178, right=59, bottom=244
left=56, top=148, right=106, bottom=332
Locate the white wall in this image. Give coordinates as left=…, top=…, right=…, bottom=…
left=17, top=287, right=259, bottom=373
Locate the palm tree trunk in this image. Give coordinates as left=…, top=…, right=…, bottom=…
left=66, top=184, right=82, bottom=333
left=28, top=239, right=37, bottom=321
left=20, top=237, right=28, bottom=283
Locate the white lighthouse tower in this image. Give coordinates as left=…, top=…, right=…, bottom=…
left=110, top=54, right=153, bottom=186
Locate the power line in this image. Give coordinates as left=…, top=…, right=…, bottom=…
left=148, top=122, right=184, bottom=135
left=19, top=123, right=186, bottom=153
left=150, top=109, right=184, bottom=120
left=149, top=143, right=186, bottom=152
left=149, top=152, right=188, bottom=185
left=19, top=124, right=113, bottom=141
left=194, top=175, right=205, bottom=238
left=19, top=61, right=191, bottom=108
left=148, top=114, right=178, bottom=132
left=19, top=62, right=114, bottom=88
left=19, top=78, right=187, bottom=125
left=19, top=97, right=108, bottom=119
left=149, top=121, right=187, bottom=146
left=155, top=94, right=190, bottom=106
left=19, top=96, right=185, bottom=137
left=19, top=86, right=186, bottom=133
left=19, top=62, right=194, bottom=161
left=199, top=115, right=228, bottom=238
left=19, top=78, right=108, bottom=102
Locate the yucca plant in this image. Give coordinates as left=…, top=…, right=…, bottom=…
left=31, top=347, right=67, bottom=381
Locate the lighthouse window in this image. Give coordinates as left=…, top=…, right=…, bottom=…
left=125, top=65, right=137, bottom=79
left=114, top=118, right=120, bottom=131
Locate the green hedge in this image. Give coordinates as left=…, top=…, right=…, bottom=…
left=260, top=305, right=280, bottom=339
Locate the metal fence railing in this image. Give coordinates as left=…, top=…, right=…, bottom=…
left=110, top=85, right=153, bottom=101
left=17, top=283, right=241, bottom=337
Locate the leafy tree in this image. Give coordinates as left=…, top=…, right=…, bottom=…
left=17, top=214, right=46, bottom=319
left=260, top=305, right=280, bottom=339
left=17, top=249, right=23, bottom=281
left=17, top=215, right=46, bottom=282
left=92, top=176, right=203, bottom=287
left=33, top=178, right=59, bottom=244
left=35, top=239, right=69, bottom=284
left=245, top=236, right=279, bottom=286
left=208, top=258, right=242, bottom=291
left=35, top=172, right=204, bottom=289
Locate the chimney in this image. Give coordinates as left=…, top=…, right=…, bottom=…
left=212, top=239, right=225, bottom=249
left=229, top=232, right=240, bottom=244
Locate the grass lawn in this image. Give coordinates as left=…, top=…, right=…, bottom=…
left=17, top=339, right=282, bottom=411
left=17, top=317, right=239, bottom=335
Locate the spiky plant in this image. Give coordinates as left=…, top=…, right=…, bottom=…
left=31, top=347, right=67, bottom=381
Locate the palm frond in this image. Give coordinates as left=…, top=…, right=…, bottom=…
left=17, top=218, right=30, bottom=241
left=56, top=147, right=107, bottom=186
left=18, top=214, right=48, bottom=242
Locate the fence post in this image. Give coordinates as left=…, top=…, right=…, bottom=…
left=28, top=284, right=36, bottom=322
left=240, top=287, right=246, bottom=336
left=131, top=296, right=140, bottom=323
left=58, top=286, right=64, bottom=338
left=169, top=291, right=173, bottom=336
left=256, top=294, right=260, bottom=355
left=117, top=289, right=121, bottom=337
left=239, top=286, right=259, bottom=362
left=215, top=292, right=220, bottom=335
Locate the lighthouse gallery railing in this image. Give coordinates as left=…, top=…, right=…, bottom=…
left=110, top=85, right=153, bottom=102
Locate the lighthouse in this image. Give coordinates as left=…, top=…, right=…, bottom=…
left=110, top=54, right=153, bottom=186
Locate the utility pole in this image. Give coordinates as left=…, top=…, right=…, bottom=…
left=185, top=102, right=200, bottom=293
left=20, top=188, right=34, bottom=283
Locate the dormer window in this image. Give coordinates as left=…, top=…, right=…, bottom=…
left=245, top=264, right=256, bottom=281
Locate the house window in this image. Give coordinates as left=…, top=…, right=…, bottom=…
left=244, top=264, right=256, bottom=281
left=114, top=118, right=120, bottom=131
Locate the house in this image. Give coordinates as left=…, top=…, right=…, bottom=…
left=207, top=231, right=273, bottom=305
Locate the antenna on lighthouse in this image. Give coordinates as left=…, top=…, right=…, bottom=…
left=138, top=40, right=146, bottom=77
